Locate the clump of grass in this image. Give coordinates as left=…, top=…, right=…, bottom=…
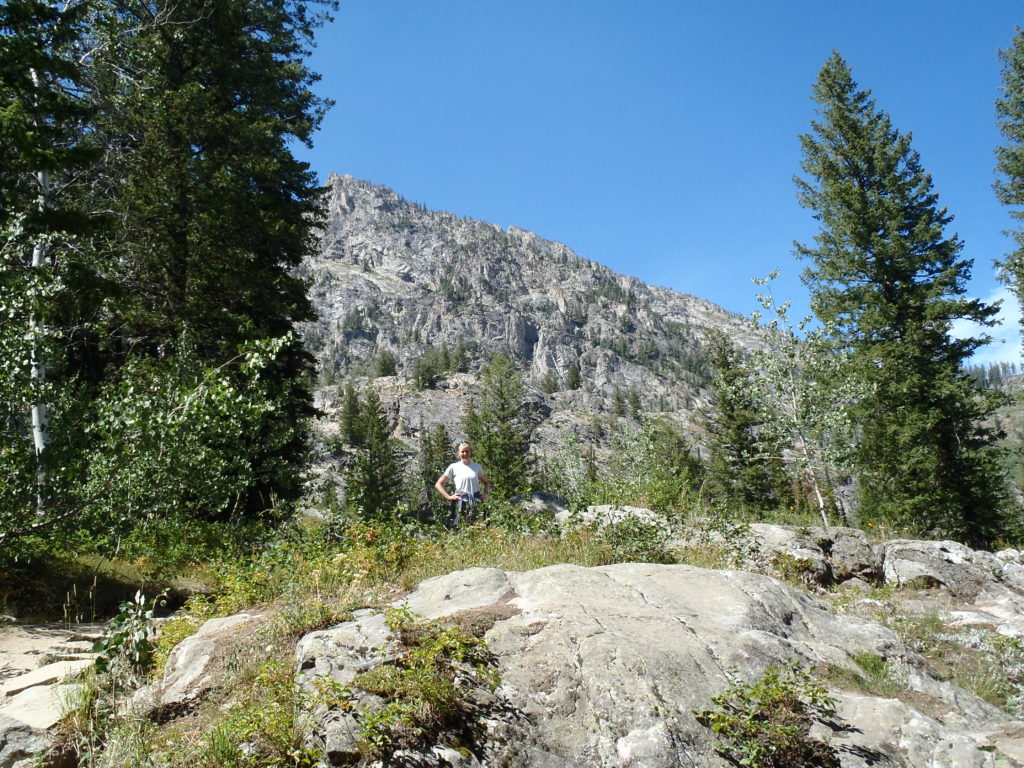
left=826, top=651, right=904, bottom=698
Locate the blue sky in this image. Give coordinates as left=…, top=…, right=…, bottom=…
left=296, top=1, right=1023, bottom=366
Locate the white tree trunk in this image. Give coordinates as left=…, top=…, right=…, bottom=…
left=30, top=67, right=50, bottom=517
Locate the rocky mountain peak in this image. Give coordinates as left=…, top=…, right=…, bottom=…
left=302, top=174, right=760, bottom=416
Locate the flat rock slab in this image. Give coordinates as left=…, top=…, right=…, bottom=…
left=0, top=623, right=103, bottom=686
left=0, top=683, right=84, bottom=731
left=0, top=659, right=94, bottom=698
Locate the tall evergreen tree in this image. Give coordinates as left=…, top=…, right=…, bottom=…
left=83, top=0, right=337, bottom=514
left=414, top=422, right=454, bottom=520
left=996, top=28, right=1024, bottom=355
left=797, top=52, right=1005, bottom=545
left=464, top=353, right=531, bottom=499
left=565, top=363, right=582, bottom=391
left=338, top=383, right=362, bottom=447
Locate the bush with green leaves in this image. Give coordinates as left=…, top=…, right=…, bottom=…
left=693, top=661, right=839, bottom=768
left=352, top=606, right=500, bottom=760
left=94, top=590, right=165, bottom=677
left=539, top=419, right=701, bottom=515
left=596, top=518, right=676, bottom=564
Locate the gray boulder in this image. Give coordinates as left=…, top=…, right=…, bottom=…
left=677, top=522, right=881, bottom=587
left=0, top=715, right=49, bottom=768
left=879, top=540, right=1020, bottom=602
left=510, top=491, right=570, bottom=517
left=556, top=504, right=673, bottom=534
left=297, top=564, right=1018, bottom=767
left=156, top=613, right=262, bottom=713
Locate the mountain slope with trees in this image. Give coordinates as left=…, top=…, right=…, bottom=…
left=302, top=173, right=763, bottom=410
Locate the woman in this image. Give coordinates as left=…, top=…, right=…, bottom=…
left=434, top=442, right=491, bottom=526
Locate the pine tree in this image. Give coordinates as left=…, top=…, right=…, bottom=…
left=540, top=370, right=558, bottom=395
left=83, top=0, right=337, bottom=515
left=338, top=383, right=362, bottom=447
left=343, top=389, right=404, bottom=518
left=996, top=28, right=1024, bottom=355
left=565, top=363, right=582, bottom=391
left=702, top=331, right=790, bottom=512
left=374, top=348, right=397, bottom=377
left=464, top=353, right=531, bottom=499
left=797, top=52, right=1006, bottom=545
left=415, top=422, right=454, bottom=520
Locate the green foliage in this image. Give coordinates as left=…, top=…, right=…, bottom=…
left=464, top=353, right=532, bottom=499
left=540, top=370, right=558, bottom=395
left=694, top=661, right=839, bottom=768
left=195, top=659, right=320, bottom=767
left=535, top=430, right=598, bottom=510
left=343, top=388, right=406, bottom=518
left=84, top=0, right=333, bottom=516
left=413, top=344, right=466, bottom=389
left=702, top=330, right=791, bottom=512
left=565, top=363, right=582, bottom=390
left=595, top=518, right=676, bottom=564
left=0, top=0, right=95, bottom=224
left=539, top=419, right=702, bottom=515
left=746, top=274, right=860, bottom=526
left=353, top=607, right=499, bottom=760
left=338, top=382, right=362, bottom=447
left=675, top=504, right=761, bottom=570
left=2, top=0, right=337, bottom=557
left=414, top=422, right=455, bottom=521
left=797, top=53, right=1007, bottom=546
left=93, top=590, right=165, bottom=676
left=825, top=650, right=904, bottom=699
left=374, top=348, right=398, bottom=377
left=413, top=346, right=444, bottom=389
left=84, top=337, right=300, bottom=535
left=996, top=28, right=1024, bottom=359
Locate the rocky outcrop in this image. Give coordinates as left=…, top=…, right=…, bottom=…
left=0, top=715, right=50, bottom=768
left=879, top=539, right=1024, bottom=639
left=297, top=564, right=1021, bottom=767
left=120, top=612, right=267, bottom=724
left=301, top=175, right=766, bottom=454
left=0, top=623, right=103, bottom=768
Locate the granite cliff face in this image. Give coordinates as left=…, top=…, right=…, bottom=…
left=301, top=174, right=760, bottom=415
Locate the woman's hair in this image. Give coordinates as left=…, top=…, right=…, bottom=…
left=457, top=442, right=471, bottom=453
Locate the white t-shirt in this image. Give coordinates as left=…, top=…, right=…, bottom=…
left=444, top=461, right=484, bottom=498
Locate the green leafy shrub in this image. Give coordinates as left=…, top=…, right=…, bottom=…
left=694, top=661, right=840, bottom=768
left=771, top=552, right=820, bottom=587
left=94, top=590, right=165, bottom=676
left=193, top=659, right=319, bottom=768
left=353, top=606, right=500, bottom=759
left=596, top=517, right=677, bottom=564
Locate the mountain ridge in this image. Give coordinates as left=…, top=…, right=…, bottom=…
left=300, top=173, right=762, bottom=422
